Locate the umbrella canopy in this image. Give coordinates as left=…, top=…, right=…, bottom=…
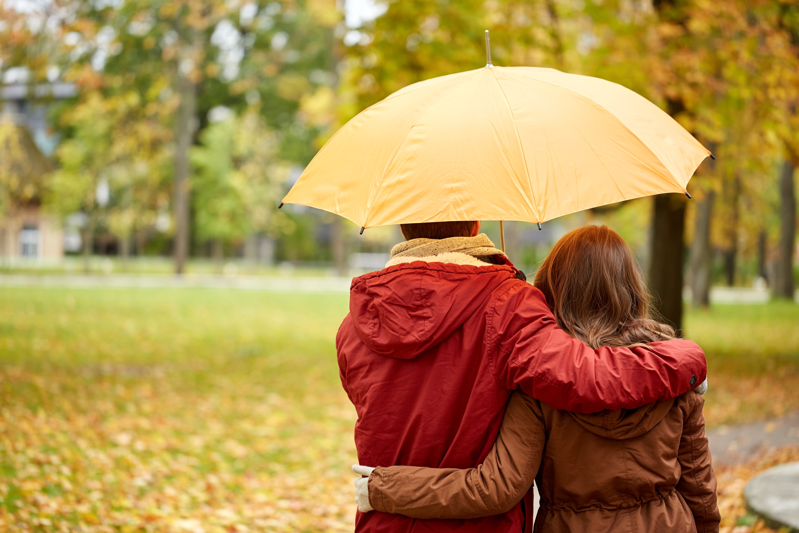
left=282, top=65, right=710, bottom=230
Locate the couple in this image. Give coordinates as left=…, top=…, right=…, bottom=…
left=337, top=221, right=719, bottom=532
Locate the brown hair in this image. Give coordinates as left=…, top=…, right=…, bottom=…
left=533, top=225, right=674, bottom=349
left=400, top=221, right=478, bottom=240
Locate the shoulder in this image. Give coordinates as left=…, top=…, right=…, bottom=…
left=510, top=391, right=545, bottom=414
left=485, top=280, right=555, bottom=339
left=487, top=279, right=549, bottom=315
left=675, top=391, right=705, bottom=416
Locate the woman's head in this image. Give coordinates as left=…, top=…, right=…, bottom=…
left=533, top=225, right=674, bottom=348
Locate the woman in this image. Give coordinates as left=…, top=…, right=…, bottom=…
left=352, top=225, right=720, bottom=533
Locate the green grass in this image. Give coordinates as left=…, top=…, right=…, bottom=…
left=1, top=288, right=798, bottom=530
left=686, top=302, right=799, bottom=376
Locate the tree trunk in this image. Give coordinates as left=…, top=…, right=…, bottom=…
left=544, top=0, right=565, bottom=68
left=648, top=194, right=687, bottom=334
left=773, top=159, right=796, bottom=300
left=120, top=235, right=131, bottom=270
left=331, top=217, right=348, bottom=277
left=135, top=229, right=146, bottom=258
left=721, top=174, right=741, bottom=287
left=82, top=211, right=96, bottom=274
left=688, top=190, right=715, bottom=308
left=757, top=229, right=768, bottom=282
left=211, top=239, right=223, bottom=273
left=173, top=69, right=197, bottom=276
left=721, top=249, right=736, bottom=287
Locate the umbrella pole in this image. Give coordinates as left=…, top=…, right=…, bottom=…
left=499, top=220, right=506, bottom=253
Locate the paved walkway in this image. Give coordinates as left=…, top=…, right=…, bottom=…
left=707, top=412, right=799, bottom=467
left=745, top=462, right=799, bottom=531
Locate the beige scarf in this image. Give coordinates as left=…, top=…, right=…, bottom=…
left=386, top=234, right=506, bottom=268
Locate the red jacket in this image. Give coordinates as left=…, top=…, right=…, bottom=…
left=337, top=259, right=707, bottom=533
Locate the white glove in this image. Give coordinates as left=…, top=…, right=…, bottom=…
left=352, top=464, right=376, bottom=513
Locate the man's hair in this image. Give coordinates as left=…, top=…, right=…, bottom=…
left=400, top=221, right=477, bottom=240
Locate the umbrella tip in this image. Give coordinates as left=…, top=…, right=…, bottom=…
left=685, top=192, right=692, bottom=199
left=537, top=222, right=542, bottom=231
left=710, top=153, right=716, bottom=160
left=278, top=202, right=284, bottom=209
left=360, top=226, right=365, bottom=235
left=485, top=30, right=492, bottom=67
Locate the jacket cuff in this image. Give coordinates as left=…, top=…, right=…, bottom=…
left=368, top=468, right=389, bottom=513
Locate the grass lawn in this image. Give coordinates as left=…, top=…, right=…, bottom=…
left=685, top=302, right=799, bottom=426
left=1, top=287, right=797, bottom=531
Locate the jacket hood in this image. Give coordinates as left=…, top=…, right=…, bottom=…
left=568, top=399, right=676, bottom=440
left=349, top=260, right=518, bottom=360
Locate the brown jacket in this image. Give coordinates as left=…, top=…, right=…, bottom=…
left=368, top=391, right=720, bottom=533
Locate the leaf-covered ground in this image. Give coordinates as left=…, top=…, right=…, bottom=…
left=1, top=288, right=797, bottom=531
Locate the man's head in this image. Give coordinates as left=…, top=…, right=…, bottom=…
left=400, top=221, right=481, bottom=240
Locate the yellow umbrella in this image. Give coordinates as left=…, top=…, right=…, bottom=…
left=282, top=33, right=711, bottom=244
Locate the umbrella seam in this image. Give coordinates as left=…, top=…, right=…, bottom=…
left=363, top=78, right=476, bottom=228
left=511, top=69, right=702, bottom=191
left=488, top=68, right=540, bottom=223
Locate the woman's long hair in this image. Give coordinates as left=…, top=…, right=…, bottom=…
left=533, top=225, right=675, bottom=349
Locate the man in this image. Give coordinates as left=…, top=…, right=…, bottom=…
left=337, top=221, right=706, bottom=532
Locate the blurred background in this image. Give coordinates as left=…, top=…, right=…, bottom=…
left=0, top=0, right=798, bottom=532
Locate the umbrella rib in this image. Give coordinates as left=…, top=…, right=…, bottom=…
left=488, top=69, right=539, bottom=223
left=363, top=78, right=475, bottom=228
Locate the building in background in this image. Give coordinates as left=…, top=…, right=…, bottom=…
left=0, top=83, right=75, bottom=265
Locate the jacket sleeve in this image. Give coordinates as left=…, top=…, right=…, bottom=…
left=368, top=392, right=545, bottom=519
left=676, top=393, right=720, bottom=533
left=487, top=281, right=708, bottom=413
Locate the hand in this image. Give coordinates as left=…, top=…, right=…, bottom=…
left=352, top=464, right=376, bottom=513
left=693, top=377, right=708, bottom=395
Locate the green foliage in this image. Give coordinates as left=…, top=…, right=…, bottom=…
left=2, top=0, right=797, bottom=278
left=46, top=93, right=114, bottom=218
left=46, top=91, right=172, bottom=246
left=191, top=110, right=290, bottom=245
left=346, top=0, right=569, bottom=112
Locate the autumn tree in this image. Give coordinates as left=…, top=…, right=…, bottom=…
left=773, top=1, right=799, bottom=300
left=46, top=90, right=171, bottom=270
left=191, top=108, right=289, bottom=265
left=3, top=0, right=340, bottom=272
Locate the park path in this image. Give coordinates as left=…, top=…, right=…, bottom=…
left=707, top=411, right=799, bottom=467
